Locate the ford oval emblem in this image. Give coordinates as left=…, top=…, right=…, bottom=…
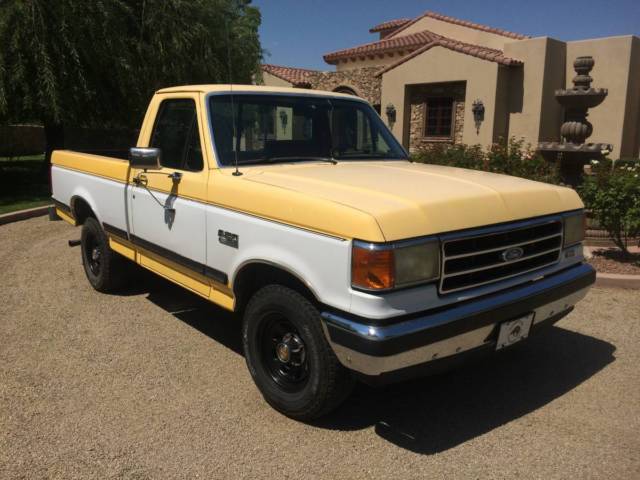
left=502, top=247, right=524, bottom=262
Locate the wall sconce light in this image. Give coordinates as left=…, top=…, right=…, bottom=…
left=279, top=110, right=288, bottom=131
left=472, top=99, right=485, bottom=134
left=385, top=103, right=396, bottom=125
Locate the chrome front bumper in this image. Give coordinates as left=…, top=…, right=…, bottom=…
left=321, top=263, right=595, bottom=378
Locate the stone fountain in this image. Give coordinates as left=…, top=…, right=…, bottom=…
left=538, top=56, right=613, bottom=187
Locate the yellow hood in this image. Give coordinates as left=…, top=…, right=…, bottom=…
left=216, top=161, right=582, bottom=242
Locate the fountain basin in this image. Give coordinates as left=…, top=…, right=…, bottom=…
left=538, top=142, right=613, bottom=157
left=538, top=142, right=612, bottom=187
left=554, top=88, right=608, bottom=109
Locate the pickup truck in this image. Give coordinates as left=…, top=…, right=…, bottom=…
left=51, top=85, right=595, bottom=420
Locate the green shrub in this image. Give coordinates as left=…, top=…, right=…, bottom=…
left=411, top=142, right=485, bottom=170
left=412, top=137, right=560, bottom=184
left=579, top=160, right=640, bottom=256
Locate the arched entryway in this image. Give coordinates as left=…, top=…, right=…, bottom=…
left=333, top=86, right=358, bottom=97
left=332, top=86, right=380, bottom=113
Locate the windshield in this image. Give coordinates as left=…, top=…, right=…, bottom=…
left=208, top=94, right=407, bottom=166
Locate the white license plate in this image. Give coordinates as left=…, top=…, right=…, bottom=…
left=496, top=313, right=535, bottom=350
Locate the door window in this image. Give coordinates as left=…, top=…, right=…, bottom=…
left=424, top=97, right=454, bottom=138
left=150, top=99, right=203, bottom=171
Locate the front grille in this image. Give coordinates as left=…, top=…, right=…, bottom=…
left=440, top=219, right=563, bottom=294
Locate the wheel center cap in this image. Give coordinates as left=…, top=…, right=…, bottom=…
left=276, top=343, right=290, bottom=363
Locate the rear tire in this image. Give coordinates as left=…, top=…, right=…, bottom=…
left=80, top=217, right=128, bottom=293
left=242, top=285, right=354, bottom=421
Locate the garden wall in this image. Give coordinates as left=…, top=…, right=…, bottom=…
left=0, top=125, right=45, bottom=157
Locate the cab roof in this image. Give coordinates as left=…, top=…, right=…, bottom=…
left=155, top=84, right=364, bottom=100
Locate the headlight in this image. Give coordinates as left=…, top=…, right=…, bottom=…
left=394, top=242, right=440, bottom=286
left=563, top=211, right=586, bottom=247
left=352, top=239, right=440, bottom=291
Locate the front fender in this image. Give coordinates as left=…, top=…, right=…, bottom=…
left=206, top=206, right=353, bottom=314
left=228, top=233, right=352, bottom=311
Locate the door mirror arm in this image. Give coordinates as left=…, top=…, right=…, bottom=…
left=133, top=170, right=182, bottom=183
left=133, top=177, right=177, bottom=212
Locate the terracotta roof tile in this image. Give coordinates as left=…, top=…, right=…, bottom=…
left=375, top=36, right=523, bottom=76
left=424, top=11, right=529, bottom=40
left=324, top=28, right=523, bottom=68
left=324, top=30, right=441, bottom=64
left=261, top=64, right=319, bottom=87
left=388, top=11, right=529, bottom=40
left=369, top=18, right=411, bottom=33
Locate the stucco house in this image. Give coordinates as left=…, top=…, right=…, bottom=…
left=260, top=11, right=640, bottom=159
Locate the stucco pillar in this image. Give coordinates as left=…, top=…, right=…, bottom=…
left=504, top=37, right=566, bottom=146
left=566, top=35, right=639, bottom=159
left=380, top=78, right=408, bottom=146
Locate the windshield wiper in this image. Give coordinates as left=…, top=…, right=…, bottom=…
left=334, top=153, right=406, bottom=160
left=263, top=156, right=337, bottom=165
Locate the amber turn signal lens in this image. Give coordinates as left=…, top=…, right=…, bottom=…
left=352, top=246, right=394, bottom=290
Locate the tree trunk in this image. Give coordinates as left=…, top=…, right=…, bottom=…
left=612, top=231, right=630, bottom=259
left=44, top=122, right=65, bottom=165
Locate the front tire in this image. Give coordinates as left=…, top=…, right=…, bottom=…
left=80, top=217, right=127, bottom=293
left=242, top=285, right=354, bottom=420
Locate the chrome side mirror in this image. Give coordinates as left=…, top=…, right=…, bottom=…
left=129, top=147, right=161, bottom=170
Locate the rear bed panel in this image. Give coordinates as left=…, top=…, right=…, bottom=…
left=51, top=151, right=129, bottom=234
left=52, top=150, right=130, bottom=183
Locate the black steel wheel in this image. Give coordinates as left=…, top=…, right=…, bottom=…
left=83, top=227, right=102, bottom=276
left=80, top=217, right=128, bottom=293
left=242, top=285, right=354, bottom=420
left=259, top=313, right=309, bottom=392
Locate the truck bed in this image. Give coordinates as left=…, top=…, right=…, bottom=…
left=51, top=150, right=131, bottom=233
left=52, top=150, right=130, bottom=183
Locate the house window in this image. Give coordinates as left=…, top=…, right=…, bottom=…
left=424, top=97, right=454, bottom=138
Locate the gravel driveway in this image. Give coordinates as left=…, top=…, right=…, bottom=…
left=1, top=217, right=639, bottom=479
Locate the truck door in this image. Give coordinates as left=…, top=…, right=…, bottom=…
left=129, top=96, right=209, bottom=289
